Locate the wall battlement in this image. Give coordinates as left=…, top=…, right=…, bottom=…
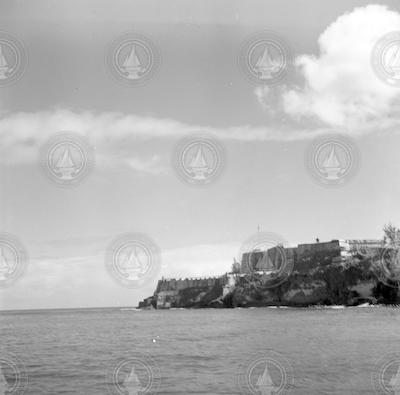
left=156, top=275, right=228, bottom=292
left=239, top=239, right=383, bottom=274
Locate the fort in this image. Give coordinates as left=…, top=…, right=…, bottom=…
left=156, top=276, right=225, bottom=292
left=238, top=239, right=383, bottom=275
left=138, top=238, right=386, bottom=309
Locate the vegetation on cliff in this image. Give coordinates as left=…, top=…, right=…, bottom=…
left=138, top=224, right=400, bottom=309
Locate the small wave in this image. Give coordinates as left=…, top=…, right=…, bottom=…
left=354, top=302, right=372, bottom=308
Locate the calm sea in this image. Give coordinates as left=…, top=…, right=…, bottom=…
left=1, top=306, right=400, bottom=394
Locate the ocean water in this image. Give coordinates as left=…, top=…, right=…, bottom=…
left=1, top=306, right=400, bottom=394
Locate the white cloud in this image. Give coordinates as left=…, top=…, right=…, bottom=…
left=0, top=108, right=336, bottom=167
left=257, top=5, right=400, bottom=133
left=125, top=155, right=167, bottom=175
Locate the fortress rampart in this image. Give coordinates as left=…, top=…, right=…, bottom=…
left=240, top=240, right=342, bottom=274
left=240, top=239, right=383, bottom=275
left=155, top=275, right=228, bottom=293
left=138, top=238, right=385, bottom=309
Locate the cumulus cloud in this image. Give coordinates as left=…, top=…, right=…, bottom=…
left=257, top=5, right=400, bottom=133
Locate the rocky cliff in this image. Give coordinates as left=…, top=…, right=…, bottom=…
left=138, top=247, right=399, bottom=309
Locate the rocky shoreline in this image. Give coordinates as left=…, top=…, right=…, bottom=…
left=138, top=243, right=399, bottom=309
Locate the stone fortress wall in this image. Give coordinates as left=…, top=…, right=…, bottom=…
left=240, top=239, right=383, bottom=274
left=157, top=239, right=384, bottom=288
left=155, top=275, right=229, bottom=293
left=139, top=238, right=384, bottom=309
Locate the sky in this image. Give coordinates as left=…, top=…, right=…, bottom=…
left=1, top=0, right=400, bottom=309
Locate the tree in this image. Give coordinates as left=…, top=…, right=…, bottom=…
left=231, top=258, right=241, bottom=274
left=383, top=223, right=400, bottom=246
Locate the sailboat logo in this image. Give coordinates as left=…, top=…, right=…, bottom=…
left=0, top=365, right=10, bottom=395
left=318, top=144, right=345, bottom=180
left=0, top=44, right=12, bottom=80
left=255, top=363, right=278, bottom=395
left=106, top=233, right=161, bottom=288
left=239, top=32, right=291, bottom=85
left=307, top=135, right=358, bottom=186
left=176, top=137, right=223, bottom=184
left=107, top=355, right=161, bottom=395
left=0, top=356, right=28, bottom=395
left=186, top=143, right=213, bottom=181
left=372, top=32, right=400, bottom=86
left=380, top=247, right=400, bottom=285
left=255, top=250, right=279, bottom=273
left=0, top=246, right=12, bottom=280
left=240, top=232, right=291, bottom=290
left=383, top=43, right=400, bottom=78
left=108, top=33, right=160, bottom=86
left=117, top=246, right=150, bottom=281
left=308, top=136, right=357, bottom=185
left=389, top=365, right=400, bottom=394
left=120, top=44, right=145, bottom=80
left=0, top=33, right=27, bottom=86
left=251, top=44, right=283, bottom=80
left=238, top=354, right=293, bottom=395
left=42, top=134, right=94, bottom=186
left=121, top=365, right=143, bottom=395
left=0, top=234, right=28, bottom=287
left=53, top=143, right=81, bottom=180
left=372, top=355, right=400, bottom=394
